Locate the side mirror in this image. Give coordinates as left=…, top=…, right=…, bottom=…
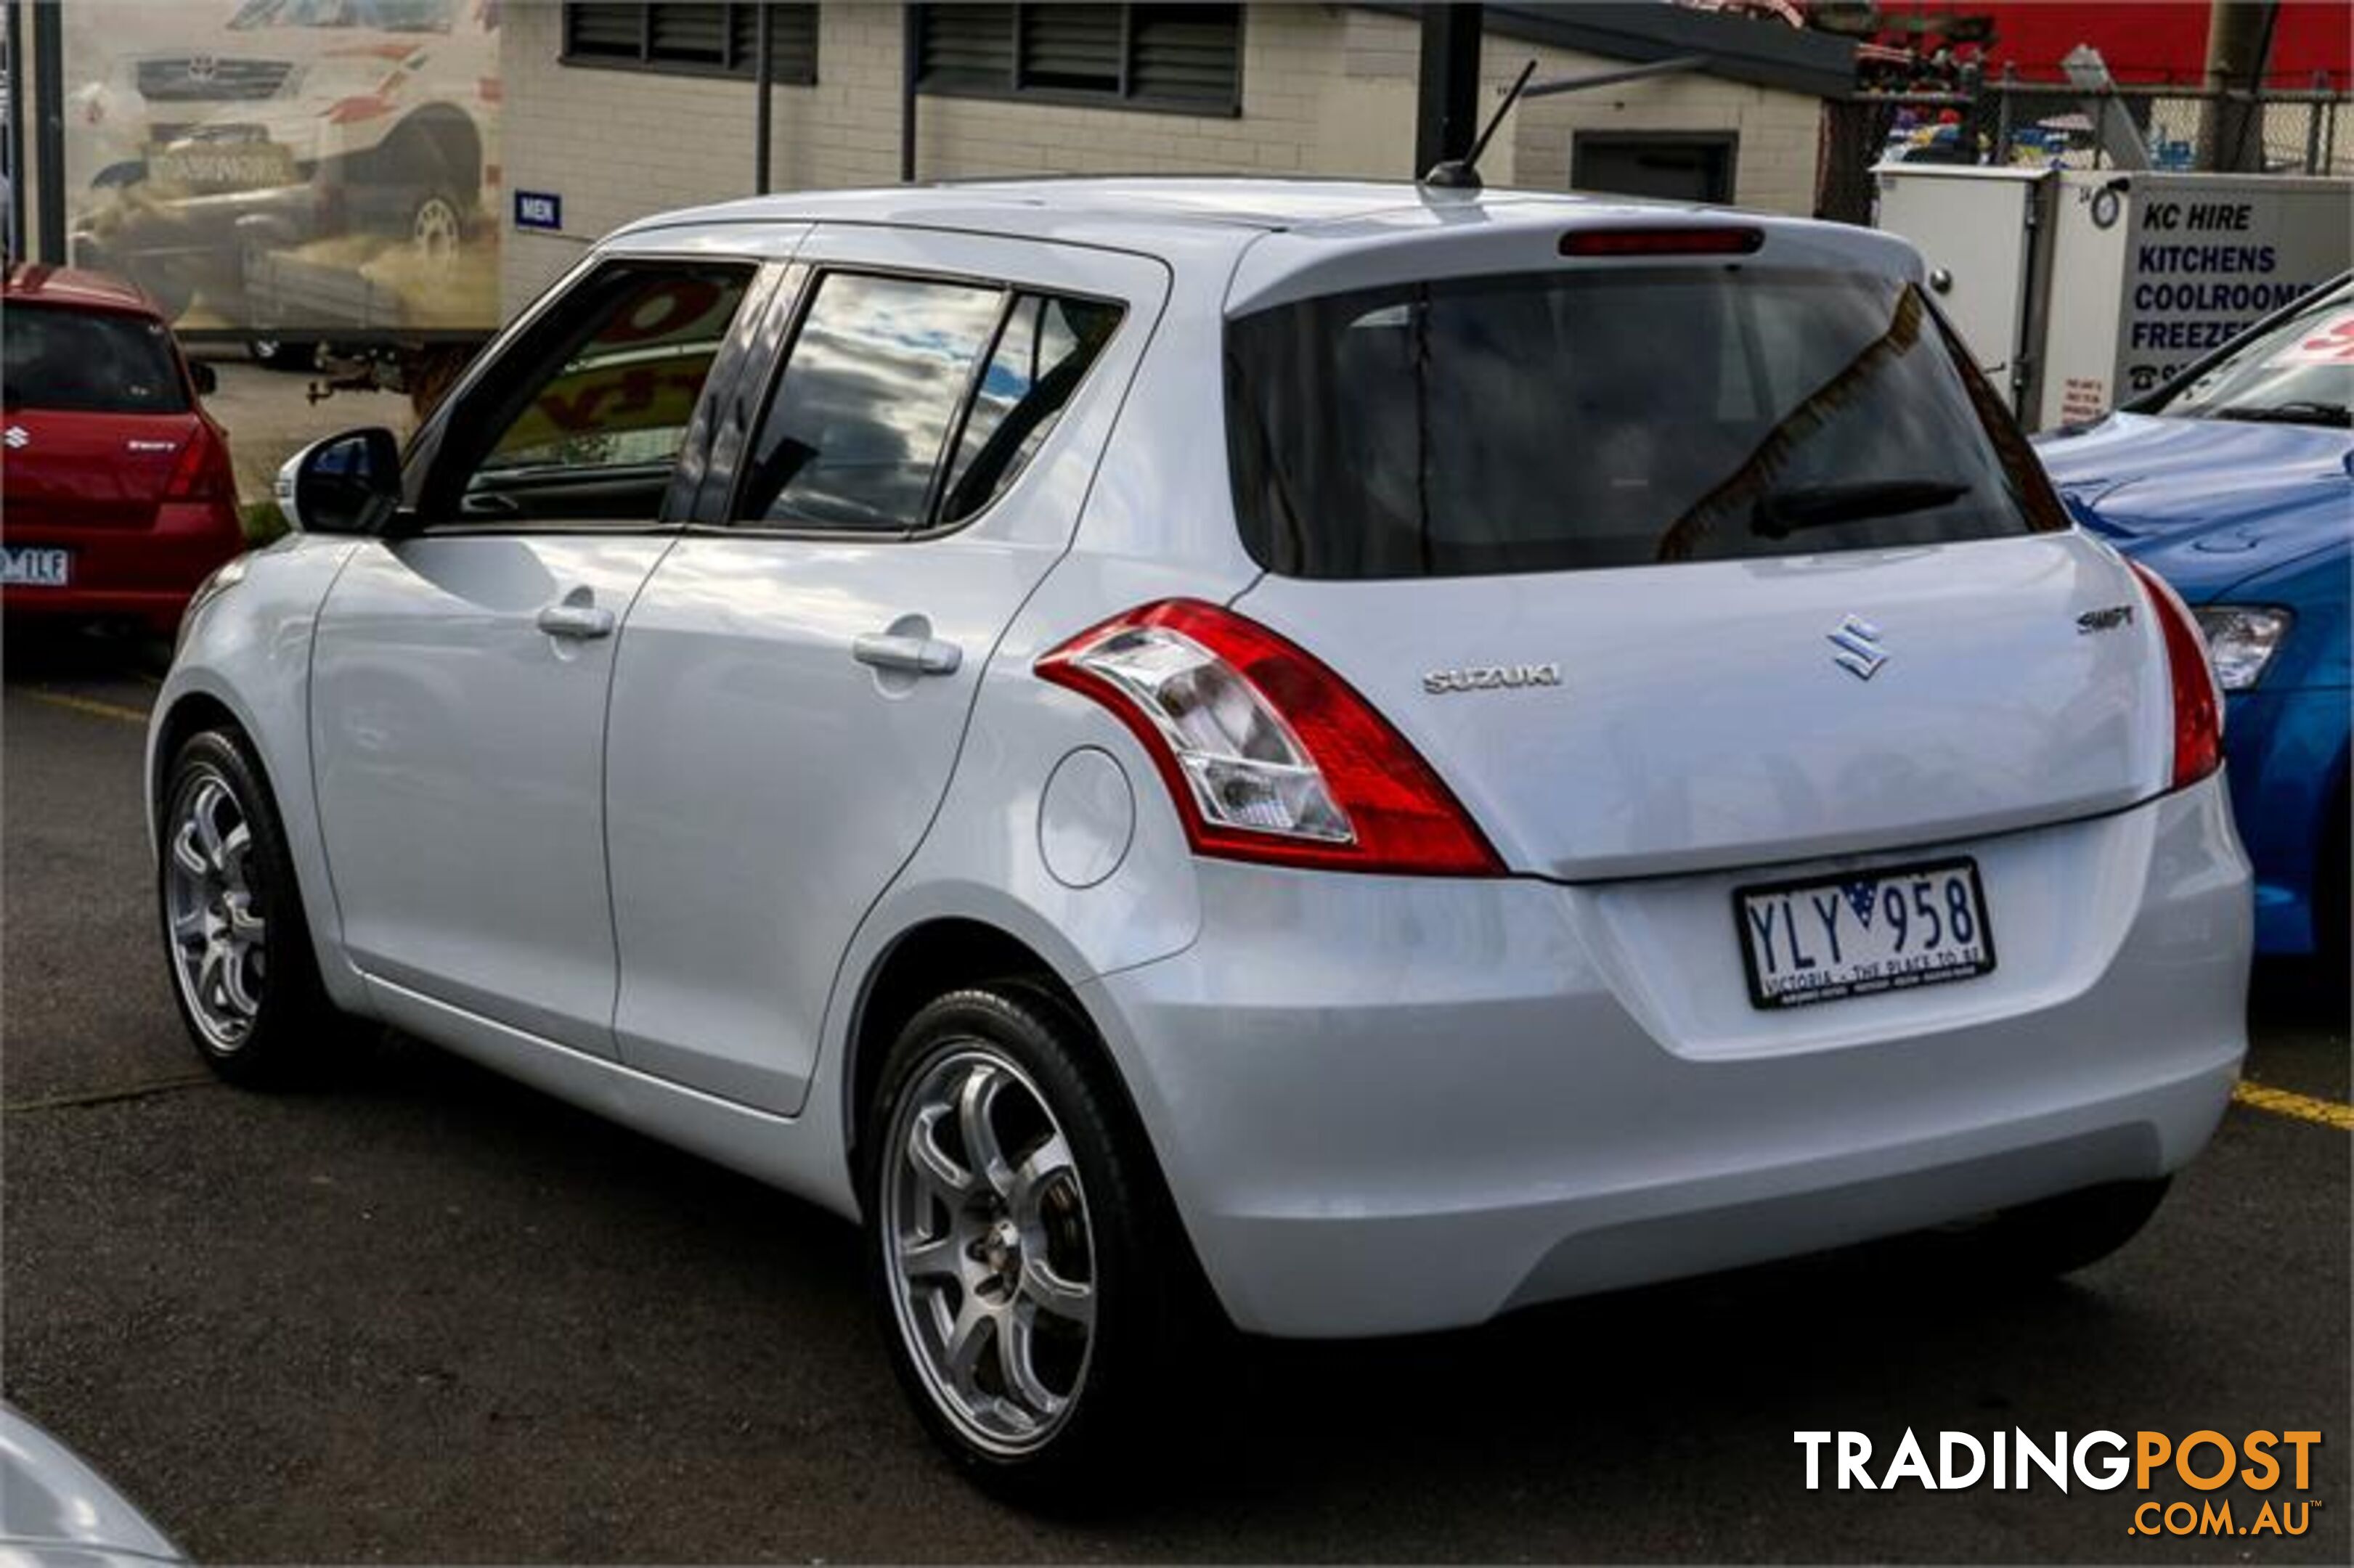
left=277, top=426, right=402, bottom=536
left=188, top=360, right=218, bottom=397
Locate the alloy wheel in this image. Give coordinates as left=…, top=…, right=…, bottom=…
left=412, top=195, right=463, bottom=276
left=881, top=1045, right=1098, bottom=1455
left=164, top=772, right=267, bottom=1050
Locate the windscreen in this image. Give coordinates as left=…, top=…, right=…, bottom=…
left=1224, top=266, right=2068, bottom=579
left=2151, top=281, right=2352, bottom=428
left=2, top=306, right=190, bottom=415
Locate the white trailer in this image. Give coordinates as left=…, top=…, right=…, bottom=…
left=1873, top=166, right=2351, bottom=430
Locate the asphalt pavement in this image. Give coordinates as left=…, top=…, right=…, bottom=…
left=3, top=625, right=2347, bottom=1563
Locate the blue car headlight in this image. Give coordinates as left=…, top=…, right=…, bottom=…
left=2192, top=605, right=2294, bottom=692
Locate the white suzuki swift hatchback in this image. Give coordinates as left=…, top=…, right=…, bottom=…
left=152, top=179, right=2250, bottom=1486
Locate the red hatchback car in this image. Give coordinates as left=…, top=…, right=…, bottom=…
left=2, top=264, right=245, bottom=634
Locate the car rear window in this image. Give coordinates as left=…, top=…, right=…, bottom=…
left=1223, top=266, right=2067, bottom=579
left=2, top=305, right=190, bottom=415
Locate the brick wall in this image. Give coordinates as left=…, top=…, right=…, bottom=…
left=500, top=3, right=1829, bottom=316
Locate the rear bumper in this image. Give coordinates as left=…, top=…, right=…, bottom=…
left=3, top=507, right=244, bottom=633
left=1083, top=775, right=2250, bottom=1337
left=2, top=585, right=197, bottom=633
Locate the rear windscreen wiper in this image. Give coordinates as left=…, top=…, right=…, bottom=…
left=1751, top=479, right=1971, bottom=539
left=2205, top=401, right=2353, bottom=429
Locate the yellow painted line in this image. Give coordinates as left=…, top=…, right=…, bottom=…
left=2233, top=1079, right=2354, bottom=1131
left=2, top=1073, right=221, bottom=1111
left=18, top=688, right=151, bottom=726
left=2, top=1074, right=219, bottom=1115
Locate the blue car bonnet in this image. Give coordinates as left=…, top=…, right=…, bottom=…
left=2037, top=412, right=2353, bottom=600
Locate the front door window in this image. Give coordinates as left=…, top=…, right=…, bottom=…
left=425, top=261, right=754, bottom=524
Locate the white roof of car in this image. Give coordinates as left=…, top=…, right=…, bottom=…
left=611, top=176, right=1919, bottom=311
left=621, top=176, right=1755, bottom=249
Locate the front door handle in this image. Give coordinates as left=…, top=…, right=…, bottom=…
left=852, top=631, right=961, bottom=676
left=537, top=589, right=615, bottom=641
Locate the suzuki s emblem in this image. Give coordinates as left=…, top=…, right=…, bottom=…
left=3, top=426, right=27, bottom=450
left=1828, top=615, right=1889, bottom=681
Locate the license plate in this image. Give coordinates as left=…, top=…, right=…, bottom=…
left=147, top=140, right=297, bottom=192
left=1735, top=857, right=1995, bottom=1010
left=0, top=547, right=72, bottom=587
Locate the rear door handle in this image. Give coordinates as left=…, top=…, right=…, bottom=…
left=537, top=590, right=615, bottom=640
left=852, top=631, right=961, bottom=676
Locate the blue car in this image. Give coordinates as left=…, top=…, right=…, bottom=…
left=2037, top=277, right=2350, bottom=960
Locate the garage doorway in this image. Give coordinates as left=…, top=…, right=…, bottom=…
left=1571, top=132, right=1739, bottom=205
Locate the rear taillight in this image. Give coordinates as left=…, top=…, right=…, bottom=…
left=2128, top=561, right=2223, bottom=791
left=1036, top=600, right=1504, bottom=877
left=164, top=421, right=235, bottom=504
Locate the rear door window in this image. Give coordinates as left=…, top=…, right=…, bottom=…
left=736, top=273, right=1006, bottom=531
left=2, top=306, right=189, bottom=415
left=1224, top=266, right=2068, bottom=579
left=733, top=274, right=1124, bottom=533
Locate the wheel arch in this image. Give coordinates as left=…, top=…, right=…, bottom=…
left=150, top=689, right=251, bottom=817
left=836, top=910, right=1226, bottom=1326
left=379, top=102, right=484, bottom=203
left=843, top=917, right=1102, bottom=1167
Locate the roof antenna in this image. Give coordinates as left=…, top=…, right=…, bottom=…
left=1421, top=59, right=1537, bottom=190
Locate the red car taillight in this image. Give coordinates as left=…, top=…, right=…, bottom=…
left=164, top=421, right=236, bottom=505
left=1036, top=600, right=1505, bottom=876
left=2128, top=560, right=2223, bottom=791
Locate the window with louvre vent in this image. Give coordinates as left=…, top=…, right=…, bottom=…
left=919, top=4, right=1015, bottom=93
left=913, top=3, right=1239, bottom=114
left=561, top=4, right=818, bottom=84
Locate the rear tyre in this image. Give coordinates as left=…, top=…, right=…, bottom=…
left=1949, top=1177, right=2172, bottom=1280
left=158, top=729, right=335, bottom=1087
left=861, top=985, right=1200, bottom=1499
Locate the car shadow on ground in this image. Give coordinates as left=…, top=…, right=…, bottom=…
left=300, top=1021, right=2280, bottom=1534
left=2249, top=957, right=2350, bottom=1039
left=1, top=622, right=174, bottom=685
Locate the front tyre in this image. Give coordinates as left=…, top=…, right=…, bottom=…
left=158, top=730, right=333, bottom=1086
left=863, top=987, right=1194, bottom=1496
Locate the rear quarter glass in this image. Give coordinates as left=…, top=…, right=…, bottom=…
left=1223, top=265, right=2067, bottom=580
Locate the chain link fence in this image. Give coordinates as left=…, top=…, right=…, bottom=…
left=1817, top=78, right=2349, bottom=224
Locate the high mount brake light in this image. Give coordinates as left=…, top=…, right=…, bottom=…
left=1036, top=600, right=1505, bottom=877
left=2128, top=561, right=2223, bottom=791
left=1559, top=226, right=1764, bottom=258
